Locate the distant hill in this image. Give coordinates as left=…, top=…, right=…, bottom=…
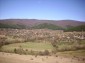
left=0, top=19, right=85, bottom=31
left=31, top=23, right=63, bottom=30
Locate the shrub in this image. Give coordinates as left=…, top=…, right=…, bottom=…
left=14, top=48, right=17, bottom=53
left=44, top=50, right=50, bottom=55
left=38, top=51, right=44, bottom=56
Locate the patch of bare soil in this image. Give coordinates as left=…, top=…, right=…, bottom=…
left=0, top=52, right=85, bottom=63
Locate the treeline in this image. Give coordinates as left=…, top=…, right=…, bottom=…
left=0, top=23, right=85, bottom=31
left=65, top=25, right=85, bottom=31
left=0, top=23, right=27, bottom=29
left=31, top=23, right=63, bottom=30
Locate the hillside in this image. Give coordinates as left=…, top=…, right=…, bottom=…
left=0, top=19, right=85, bottom=31
left=31, top=23, right=63, bottom=30
left=66, top=25, right=85, bottom=31
left=0, top=19, right=85, bottom=27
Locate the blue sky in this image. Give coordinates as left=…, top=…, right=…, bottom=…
left=0, top=0, right=85, bottom=21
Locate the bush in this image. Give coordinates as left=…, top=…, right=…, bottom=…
left=38, top=50, right=50, bottom=56
left=38, top=51, right=44, bottom=56
left=13, top=46, right=25, bottom=55
left=14, top=48, right=17, bottom=53
left=44, top=50, right=50, bottom=55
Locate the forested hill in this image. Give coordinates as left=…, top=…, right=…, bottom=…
left=0, top=19, right=85, bottom=31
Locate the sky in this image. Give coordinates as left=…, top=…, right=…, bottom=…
left=0, top=0, right=85, bottom=21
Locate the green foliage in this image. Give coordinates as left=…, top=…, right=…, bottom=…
left=65, top=25, right=85, bottom=31
left=0, top=23, right=27, bottom=29
left=32, top=23, right=64, bottom=30
left=0, top=23, right=64, bottom=30
left=0, top=22, right=85, bottom=31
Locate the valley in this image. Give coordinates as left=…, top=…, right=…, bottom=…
left=0, top=28, right=85, bottom=63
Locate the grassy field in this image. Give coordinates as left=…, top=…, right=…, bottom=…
left=1, top=41, right=85, bottom=57
left=1, top=42, right=53, bottom=52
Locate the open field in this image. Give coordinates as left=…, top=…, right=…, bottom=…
left=1, top=41, right=85, bottom=54
left=1, top=42, right=53, bottom=52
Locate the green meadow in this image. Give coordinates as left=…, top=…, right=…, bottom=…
left=1, top=42, right=53, bottom=52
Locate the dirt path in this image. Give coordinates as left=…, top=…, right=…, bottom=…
left=0, top=52, right=85, bottom=63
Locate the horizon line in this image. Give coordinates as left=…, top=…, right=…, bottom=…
left=0, top=18, right=84, bottom=22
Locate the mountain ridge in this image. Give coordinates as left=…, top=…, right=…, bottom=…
left=0, top=19, right=85, bottom=28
